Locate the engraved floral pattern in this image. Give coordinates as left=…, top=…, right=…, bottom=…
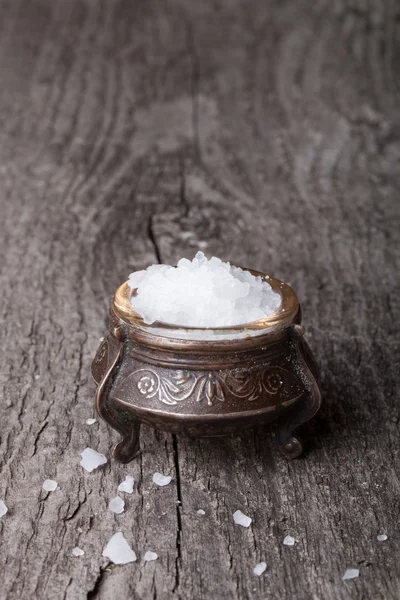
left=138, top=375, right=156, bottom=395
left=264, top=372, right=284, bottom=394
left=116, top=366, right=290, bottom=407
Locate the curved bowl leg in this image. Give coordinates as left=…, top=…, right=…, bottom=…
left=113, top=419, right=141, bottom=463
left=276, top=325, right=322, bottom=459
left=276, top=391, right=319, bottom=458
left=95, top=326, right=142, bottom=463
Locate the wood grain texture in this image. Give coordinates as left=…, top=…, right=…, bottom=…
left=0, top=0, right=399, bottom=598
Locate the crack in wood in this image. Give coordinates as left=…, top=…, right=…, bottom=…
left=31, top=420, right=49, bottom=458
left=148, top=215, right=162, bottom=265
left=86, top=568, right=109, bottom=600
left=172, top=434, right=183, bottom=595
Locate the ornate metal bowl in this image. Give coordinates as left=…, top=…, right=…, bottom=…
left=91, top=270, right=321, bottom=463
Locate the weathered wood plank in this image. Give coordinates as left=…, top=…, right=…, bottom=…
left=0, top=0, right=399, bottom=599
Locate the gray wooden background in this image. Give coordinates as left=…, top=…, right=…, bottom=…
left=0, top=0, right=399, bottom=598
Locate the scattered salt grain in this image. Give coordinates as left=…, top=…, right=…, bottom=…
left=34, top=374, right=40, bottom=380
left=118, top=475, right=135, bottom=494
left=108, top=496, right=125, bottom=514
left=0, top=501, right=8, bottom=518
left=377, top=534, right=388, bottom=541
left=144, top=551, right=158, bottom=562
left=152, top=472, right=172, bottom=487
left=283, top=535, right=295, bottom=546
left=128, top=251, right=281, bottom=328
left=72, top=547, right=84, bottom=557
left=253, top=562, right=267, bottom=576
left=197, top=509, right=205, bottom=515
left=80, top=448, right=107, bottom=472
left=102, top=532, right=137, bottom=565
left=343, top=568, right=359, bottom=581
left=42, top=479, right=58, bottom=492
left=86, top=418, right=97, bottom=425
left=233, top=510, right=252, bottom=527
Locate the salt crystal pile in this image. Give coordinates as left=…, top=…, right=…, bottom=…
left=233, top=510, right=252, bottom=527
left=102, top=532, right=137, bottom=565
left=128, top=251, right=281, bottom=328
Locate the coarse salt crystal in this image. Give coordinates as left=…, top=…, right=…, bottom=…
left=377, top=534, right=388, bottom=541
left=283, top=535, right=295, bottom=546
left=253, top=562, right=267, bottom=576
left=86, top=418, right=97, bottom=425
left=144, top=551, right=158, bottom=562
left=108, top=496, right=125, bottom=514
left=197, top=509, right=205, bottom=515
left=128, top=251, right=281, bottom=328
left=233, top=510, right=252, bottom=527
left=0, top=501, right=8, bottom=518
left=343, top=568, right=359, bottom=580
left=118, top=475, right=135, bottom=494
left=42, top=479, right=58, bottom=492
left=80, top=448, right=107, bottom=472
left=72, top=547, right=84, bottom=557
left=102, top=532, right=137, bottom=565
left=152, top=472, right=172, bottom=487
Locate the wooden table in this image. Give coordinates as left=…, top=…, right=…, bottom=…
left=1, top=1, right=399, bottom=598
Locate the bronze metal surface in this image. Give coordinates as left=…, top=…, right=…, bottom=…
left=91, top=270, right=321, bottom=463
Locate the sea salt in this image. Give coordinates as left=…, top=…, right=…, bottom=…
left=197, top=509, right=205, bottom=515
left=253, top=562, right=267, bottom=576
left=377, top=534, right=388, bottom=541
left=343, top=568, right=359, bottom=580
left=128, top=251, right=281, bottom=328
left=102, top=532, right=137, bottom=564
left=283, top=535, right=295, bottom=546
left=118, top=475, right=135, bottom=494
left=80, top=448, right=107, bottom=472
left=86, top=418, right=97, bottom=425
left=42, top=479, right=58, bottom=492
left=144, top=551, right=158, bottom=562
left=71, top=547, right=84, bottom=557
left=108, top=496, right=125, bottom=514
left=233, top=510, right=252, bottom=527
left=0, top=501, right=8, bottom=518
left=152, top=472, right=172, bottom=487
